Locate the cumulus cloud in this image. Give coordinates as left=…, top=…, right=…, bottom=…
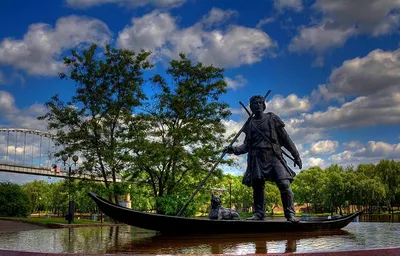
left=289, top=24, right=355, bottom=55
left=66, top=0, right=186, bottom=9
left=343, top=141, right=362, bottom=149
left=305, top=48, right=400, bottom=128
left=266, top=94, right=311, bottom=116
left=310, top=140, right=339, bottom=154
left=0, top=15, right=111, bottom=76
left=289, top=0, right=400, bottom=62
left=305, top=157, right=325, bottom=168
left=329, top=141, right=400, bottom=165
left=274, top=0, right=303, bottom=12
left=256, top=17, right=275, bottom=28
left=201, top=8, right=238, bottom=28
left=0, top=91, right=47, bottom=130
left=322, top=49, right=400, bottom=97
left=225, top=75, right=247, bottom=91
left=117, top=9, right=277, bottom=68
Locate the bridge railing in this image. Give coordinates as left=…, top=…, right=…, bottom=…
left=0, top=128, right=122, bottom=182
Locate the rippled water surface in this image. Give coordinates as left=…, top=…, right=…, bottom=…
left=0, top=222, right=400, bottom=254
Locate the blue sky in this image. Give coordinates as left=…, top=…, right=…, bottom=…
left=1, top=0, right=400, bottom=183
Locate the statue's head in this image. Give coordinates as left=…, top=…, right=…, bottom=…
left=250, top=95, right=266, bottom=113
left=211, top=194, right=222, bottom=209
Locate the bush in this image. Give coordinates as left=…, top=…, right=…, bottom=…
left=0, top=182, right=31, bottom=217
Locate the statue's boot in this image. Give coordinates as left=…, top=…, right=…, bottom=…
left=246, top=215, right=264, bottom=220
left=281, top=189, right=298, bottom=223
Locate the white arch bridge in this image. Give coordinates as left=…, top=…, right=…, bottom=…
left=0, top=128, right=121, bottom=182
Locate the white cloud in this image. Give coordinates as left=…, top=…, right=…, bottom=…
left=0, top=90, right=47, bottom=130
left=323, top=49, right=400, bottom=97
left=289, top=24, right=355, bottom=54
left=117, top=9, right=277, bottom=68
left=279, top=117, right=326, bottom=145
left=118, top=11, right=175, bottom=54
left=305, top=157, right=325, bottom=168
left=201, top=8, right=238, bottom=28
left=225, top=75, right=247, bottom=91
left=313, top=0, right=400, bottom=36
left=256, top=17, right=275, bottom=28
left=66, top=0, right=186, bottom=9
left=329, top=150, right=354, bottom=163
left=305, top=48, right=400, bottom=128
left=310, top=140, right=339, bottom=154
left=303, top=95, right=400, bottom=128
left=274, top=0, right=303, bottom=12
left=354, top=141, right=400, bottom=159
left=0, top=15, right=111, bottom=76
left=329, top=141, right=400, bottom=165
left=343, top=141, right=362, bottom=149
left=266, top=94, right=311, bottom=116
left=289, top=0, right=400, bottom=61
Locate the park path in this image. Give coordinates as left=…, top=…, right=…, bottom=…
left=0, top=220, right=47, bottom=233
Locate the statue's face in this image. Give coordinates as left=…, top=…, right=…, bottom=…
left=250, top=98, right=265, bottom=113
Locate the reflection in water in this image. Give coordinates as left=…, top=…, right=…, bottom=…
left=0, top=223, right=399, bottom=254
left=116, top=230, right=349, bottom=254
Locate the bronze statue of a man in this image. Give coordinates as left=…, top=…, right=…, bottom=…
left=225, top=95, right=302, bottom=222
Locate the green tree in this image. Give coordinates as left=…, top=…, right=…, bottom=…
left=0, top=182, right=30, bottom=217
left=21, top=180, right=51, bottom=213
left=264, top=182, right=281, bottom=215
left=126, top=53, right=231, bottom=215
left=375, top=160, right=400, bottom=213
left=323, top=164, right=346, bottom=215
left=38, top=44, right=152, bottom=203
left=48, top=181, right=68, bottom=216
left=293, top=166, right=326, bottom=213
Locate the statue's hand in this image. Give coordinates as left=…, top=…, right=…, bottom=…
left=294, top=155, right=302, bottom=169
left=224, top=146, right=235, bottom=154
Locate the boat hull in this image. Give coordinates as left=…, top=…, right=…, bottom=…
left=88, top=192, right=361, bottom=234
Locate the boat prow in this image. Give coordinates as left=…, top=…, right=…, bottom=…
left=88, top=192, right=361, bottom=234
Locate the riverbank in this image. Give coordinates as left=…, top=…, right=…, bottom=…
left=0, top=217, right=125, bottom=229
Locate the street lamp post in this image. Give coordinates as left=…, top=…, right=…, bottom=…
left=61, top=154, right=79, bottom=224
left=228, top=179, right=233, bottom=209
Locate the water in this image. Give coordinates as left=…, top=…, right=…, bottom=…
left=0, top=222, right=400, bottom=254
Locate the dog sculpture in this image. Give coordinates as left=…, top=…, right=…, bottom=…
left=208, top=194, right=240, bottom=220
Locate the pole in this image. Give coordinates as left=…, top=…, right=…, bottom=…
left=68, top=166, right=71, bottom=224
left=176, top=90, right=272, bottom=216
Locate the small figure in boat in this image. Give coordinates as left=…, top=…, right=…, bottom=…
left=208, top=194, right=240, bottom=220
left=224, top=95, right=302, bottom=222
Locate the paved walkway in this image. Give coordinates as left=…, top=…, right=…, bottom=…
left=0, top=220, right=47, bottom=233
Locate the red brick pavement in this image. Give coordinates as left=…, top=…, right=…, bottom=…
left=1, top=247, right=400, bottom=256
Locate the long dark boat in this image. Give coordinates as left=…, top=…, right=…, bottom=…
left=89, top=192, right=361, bottom=234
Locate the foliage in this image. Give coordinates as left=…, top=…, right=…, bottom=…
left=0, top=182, right=30, bottom=217
left=125, top=53, right=231, bottom=214
left=293, top=160, right=400, bottom=214
left=21, top=180, right=51, bottom=213
left=38, top=44, right=152, bottom=202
